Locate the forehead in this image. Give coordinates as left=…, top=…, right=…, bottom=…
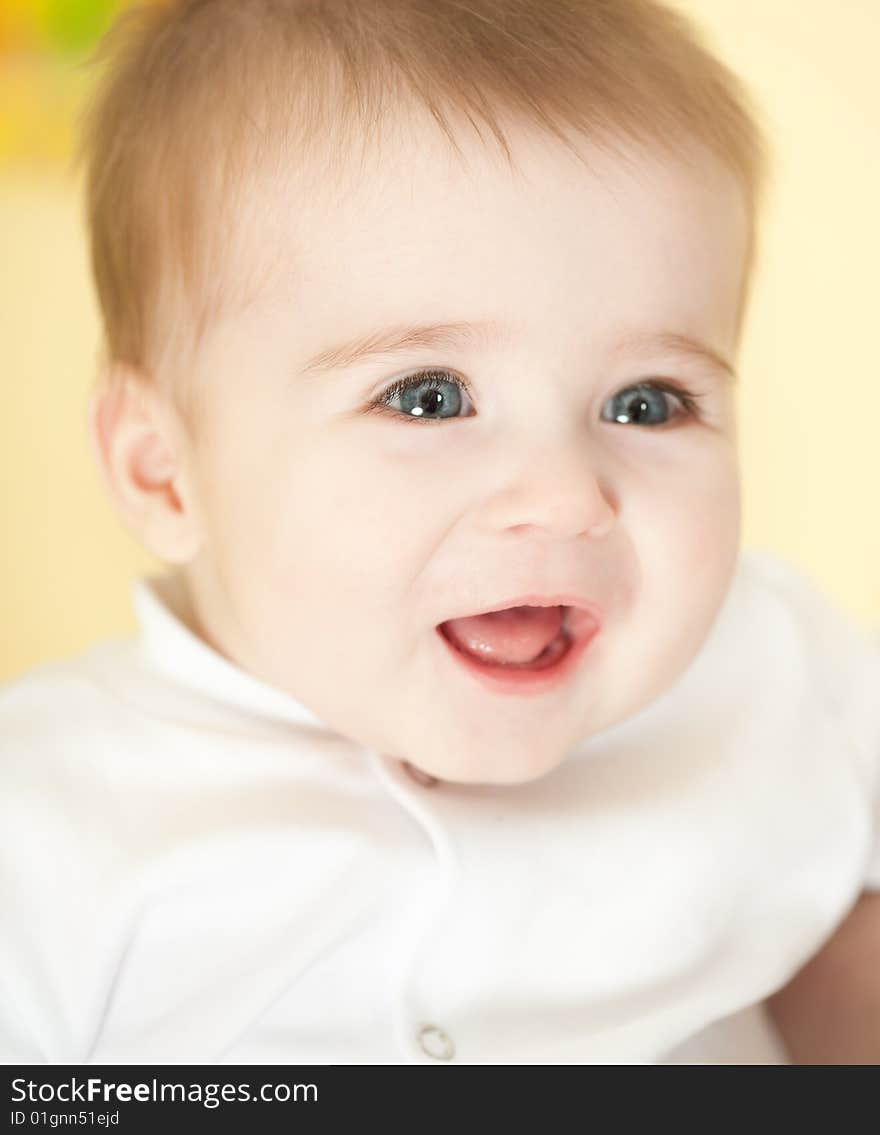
left=234, top=115, right=749, bottom=357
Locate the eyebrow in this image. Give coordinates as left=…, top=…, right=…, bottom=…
left=299, top=320, right=506, bottom=378
left=612, top=329, right=737, bottom=381
left=298, top=319, right=737, bottom=381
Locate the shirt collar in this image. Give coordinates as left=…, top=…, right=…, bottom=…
left=131, top=571, right=331, bottom=731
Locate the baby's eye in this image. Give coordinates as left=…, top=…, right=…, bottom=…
left=366, top=369, right=702, bottom=426
left=600, top=381, right=701, bottom=427
left=368, top=369, right=475, bottom=422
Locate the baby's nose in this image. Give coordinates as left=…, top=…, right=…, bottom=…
left=488, top=445, right=616, bottom=541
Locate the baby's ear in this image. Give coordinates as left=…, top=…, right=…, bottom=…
left=86, top=364, right=203, bottom=564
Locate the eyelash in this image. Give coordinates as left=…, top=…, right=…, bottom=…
left=365, top=367, right=706, bottom=425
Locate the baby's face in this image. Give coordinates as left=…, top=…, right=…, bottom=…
left=176, top=117, right=747, bottom=784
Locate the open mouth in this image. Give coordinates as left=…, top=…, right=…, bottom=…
left=435, top=603, right=600, bottom=692
left=438, top=605, right=575, bottom=669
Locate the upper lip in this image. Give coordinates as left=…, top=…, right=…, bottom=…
left=440, top=593, right=603, bottom=626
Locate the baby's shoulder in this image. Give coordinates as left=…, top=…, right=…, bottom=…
left=735, top=547, right=880, bottom=758
left=2, top=639, right=115, bottom=698
left=0, top=639, right=142, bottom=793
left=0, top=645, right=150, bottom=1060
left=736, top=548, right=878, bottom=663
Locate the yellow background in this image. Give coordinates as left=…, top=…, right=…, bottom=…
left=2, top=0, right=878, bottom=684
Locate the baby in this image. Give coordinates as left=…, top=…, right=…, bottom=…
left=2, top=0, right=879, bottom=1065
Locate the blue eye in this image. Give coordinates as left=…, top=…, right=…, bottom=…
left=368, top=369, right=475, bottom=422
left=600, top=381, right=700, bottom=426
left=367, top=369, right=702, bottom=425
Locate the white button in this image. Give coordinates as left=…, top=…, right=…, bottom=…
left=417, top=1023, right=454, bottom=1061
left=401, top=760, right=440, bottom=788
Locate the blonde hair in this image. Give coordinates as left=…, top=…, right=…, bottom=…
left=75, top=0, right=772, bottom=429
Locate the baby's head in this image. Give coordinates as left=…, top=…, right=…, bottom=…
left=79, top=0, right=770, bottom=785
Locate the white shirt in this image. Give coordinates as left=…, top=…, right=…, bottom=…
left=1, top=549, right=878, bottom=1065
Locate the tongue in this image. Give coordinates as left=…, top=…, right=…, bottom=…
left=441, top=605, right=565, bottom=665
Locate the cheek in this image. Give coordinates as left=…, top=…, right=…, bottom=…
left=623, top=440, right=741, bottom=598
left=655, top=462, right=740, bottom=639
left=605, top=448, right=740, bottom=709
left=676, top=445, right=741, bottom=577
left=259, top=440, right=441, bottom=591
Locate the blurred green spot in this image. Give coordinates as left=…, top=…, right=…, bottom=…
left=42, top=0, right=121, bottom=54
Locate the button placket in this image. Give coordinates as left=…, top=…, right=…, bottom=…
left=417, top=1023, right=455, bottom=1061
left=366, top=748, right=459, bottom=1065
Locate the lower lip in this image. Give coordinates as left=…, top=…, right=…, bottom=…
left=435, top=616, right=600, bottom=696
